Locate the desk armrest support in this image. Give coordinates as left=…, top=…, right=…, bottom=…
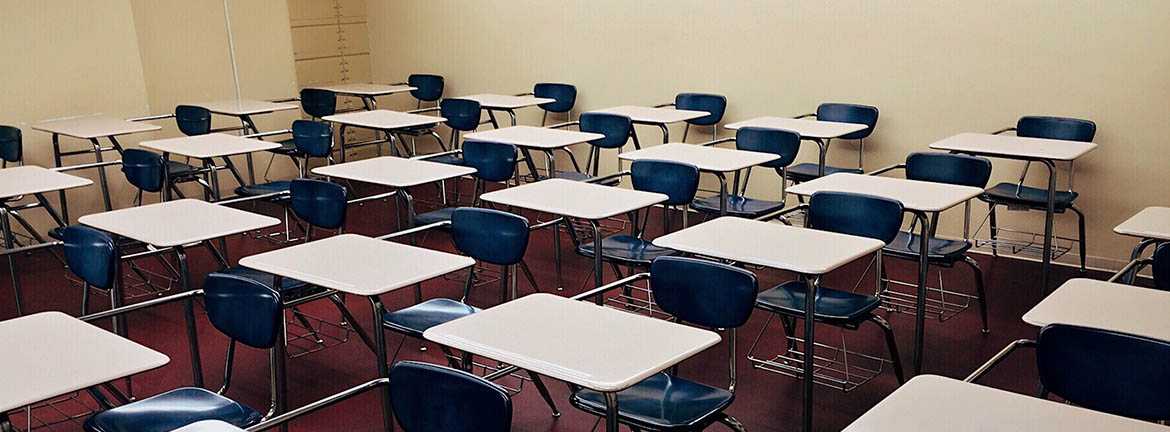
left=547, top=121, right=580, bottom=130
left=585, top=170, right=630, bottom=185
left=868, top=163, right=906, bottom=176
left=699, top=137, right=736, bottom=147
left=571, top=273, right=650, bottom=301
left=756, top=204, right=809, bottom=223
left=377, top=221, right=452, bottom=241
left=794, top=113, right=816, bottom=119
left=964, top=339, right=1036, bottom=383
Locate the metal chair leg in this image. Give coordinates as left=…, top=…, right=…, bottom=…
left=988, top=203, right=999, bottom=257
left=528, top=372, right=561, bottom=417
left=1071, top=205, right=1087, bottom=273
left=963, top=256, right=990, bottom=334
left=717, top=413, right=748, bottom=432
left=290, top=307, right=324, bottom=345
left=518, top=260, right=541, bottom=293
left=870, top=314, right=906, bottom=384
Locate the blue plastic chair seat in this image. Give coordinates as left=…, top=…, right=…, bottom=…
left=268, top=139, right=301, bottom=156
left=413, top=207, right=456, bottom=227
left=554, top=170, right=620, bottom=186
left=234, top=181, right=292, bottom=198
left=84, top=388, right=262, bottom=432
left=785, top=163, right=862, bottom=183
left=756, top=281, right=881, bottom=325
left=425, top=153, right=464, bottom=166
left=382, top=298, right=479, bottom=338
left=167, top=160, right=200, bottom=178
left=981, top=182, right=1078, bottom=211
left=571, top=373, right=734, bottom=431
left=882, top=231, right=972, bottom=262
left=577, top=234, right=676, bottom=265
left=690, top=195, right=785, bottom=218
left=220, top=266, right=314, bottom=299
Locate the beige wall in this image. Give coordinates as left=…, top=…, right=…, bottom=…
left=367, top=0, right=1170, bottom=270
left=2, top=0, right=299, bottom=229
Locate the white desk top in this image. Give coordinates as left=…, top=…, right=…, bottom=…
left=618, top=142, right=780, bottom=172
left=0, top=165, right=93, bottom=200
left=843, top=375, right=1168, bottom=432
left=589, top=105, right=709, bottom=124
left=311, top=156, right=476, bottom=188
left=306, top=83, right=416, bottom=96
left=464, top=126, right=604, bottom=150
left=458, top=94, right=555, bottom=110
left=170, top=420, right=246, bottom=432
left=1114, top=207, right=1170, bottom=241
left=139, top=133, right=280, bottom=159
left=425, top=293, right=720, bottom=392
left=928, top=132, right=1098, bottom=161
left=724, top=116, right=868, bottom=139
left=480, top=178, right=666, bottom=221
left=0, top=311, right=170, bottom=412
left=239, top=234, right=474, bottom=297
left=78, top=199, right=280, bottom=248
left=654, top=217, right=883, bottom=275
left=787, top=173, right=984, bottom=213
left=32, top=115, right=162, bottom=139
left=196, top=99, right=299, bottom=116
left=322, top=110, right=445, bottom=130
left=1023, top=278, right=1170, bottom=341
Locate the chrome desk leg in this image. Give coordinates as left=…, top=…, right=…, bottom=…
left=368, top=295, right=394, bottom=432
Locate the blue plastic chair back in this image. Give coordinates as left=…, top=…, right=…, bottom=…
left=905, top=152, right=992, bottom=188
left=816, top=103, right=878, bottom=140
left=390, top=361, right=511, bottom=432
left=630, top=159, right=700, bottom=206
left=1036, top=324, right=1170, bottom=421
left=451, top=208, right=530, bottom=266
left=120, top=149, right=166, bottom=193
left=441, top=98, right=481, bottom=132
left=299, top=88, right=337, bottom=119
left=1153, top=244, right=1170, bottom=291
left=650, top=256, right=757, bottom=329
left=736, top=127, right=800, bottom=169
left=579, top=112, right=632, bottom=149
left=1016, top=116, right=1096, bottom=142
left=0, top=126, right=21, bottom=163
left=462, top=140, right=517, bottom=183
left=175, top=105, right=212, bottom=136
left=290, top=179, right=347, bottom=230
left=292, top=120, right=333, bottom=158
left=675, top=93, right=726, bottom=126
left=408, top=74, right=444, bottom=102
left=203, top=273, right=283, bottom=349
left=61, top=226, right=118, bottom=290
left=533, top=83, right=576, bottom=113
left=808, top=191, right=904, bottom=244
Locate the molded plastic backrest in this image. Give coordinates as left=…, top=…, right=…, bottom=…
left=290, top=179, right=347, bottom=230
left=203, top=272, right=283, bottom=349
left=292, top=120, right=333, bottom=158
left=675, top=93, right=727, bottom=126
left=1016, top=116, right=1096, bottom=142
left=175, top=105, right=212, bottom=136
left=408, top=74, right=444, bottom=102
left=1036, top=324, right=1170, bottom=421
left=533, top=83, right=576, bottom=113
left=299, top=88, right=337, bottom=119
left=808, top=191, right=903, bottom=244
left=441, top=98, right=481, bottom=132
left=0, top=126, right=21, bottom=163
left=462, top=140, right=517, bottom=183
left=630, top=159, right=700, bottom=206
left=390, top=361, right=512, bottom=432
left=735, top=127, right=800, bottom=169
left=816, top=103, right=878, bottom=140
left=61, top=226, right=118, bottom=290
left=120, top=149, right=166, bottom=193
left=905, top=152, right=993, bottom=188
left=579, top=112, right=632, bottom=149
left=451, top=208, right=530, bottom=266
left=650, top=256, right=757, bottom=329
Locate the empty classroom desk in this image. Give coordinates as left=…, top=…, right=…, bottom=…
left=787, top=173, right=984, bottom=376
left=843, top=375, right=1169, bottom=431
left=78, top=199, right=279, bottom=294
left=0, top=311, right=170, bottom=431
left=0, top=165, right=92, bottom=315
left=32, top=115, right=162, bottom=211
left=238, top=233, right=475, bottom=432
left=589, top=105, right=710, bottom=144
left=1113, top=206, right=1170, bottom=283
left=654, top=216, right=884, bottom=432
left=463, top=125, right=604, bottom=180
left=194, top=99, right=298, bottom=184
left=140, top=133, right=280, bottom=201
left=323, top=110, right=446, bottom=162
left=929, top=132, right=1098, bottom=290
left=305, top=83, right=417, bottom=110
left=424, top=293, right=721, bottom=432
left=458, top=94, right=555, bottom=128
left=311, top=156, right=477, bottom=231
left=479, top=178, right=667, bottom=290
left=1024, top=278, right=1170, bottom=341
left=617, top=142, right=779, bottom=215
left=725, top=116, right=869, bottom=177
